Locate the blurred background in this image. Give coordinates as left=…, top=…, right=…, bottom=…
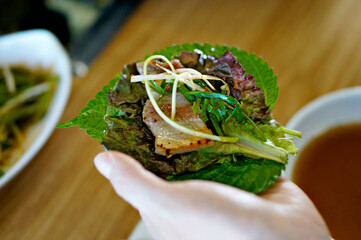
left=0, top=0, right=142, bottom=66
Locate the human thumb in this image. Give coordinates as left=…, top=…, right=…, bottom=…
left=94, top=151, right=166, bottom=210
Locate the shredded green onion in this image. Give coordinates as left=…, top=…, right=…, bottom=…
left=171, top=77, right=180, bottom=120
left=2, top=65, right=16, bottom=93
left=144, top=81, right=239, bottom=142
left=141, top=55, right=239, bottom=143
left=0, top=82, right=50, bottom=117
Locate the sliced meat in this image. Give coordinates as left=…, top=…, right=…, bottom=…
left=143, top=93, right=214, bottom=157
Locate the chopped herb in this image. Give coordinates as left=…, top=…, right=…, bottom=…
left=188, top=91, right=239, bottom=105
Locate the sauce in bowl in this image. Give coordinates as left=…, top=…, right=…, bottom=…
left=293, top=123, right=361, bottom=240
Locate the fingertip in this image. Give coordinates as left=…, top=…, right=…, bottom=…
left=94, top=151, right=172, bottom=210
left=94, top=151, right=136, bottom=178
left=94, top=152, right=114, bottom=179
left=94, top=150, right=165, bottom=189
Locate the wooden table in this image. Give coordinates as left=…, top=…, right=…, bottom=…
left=1, top=0, right=361, bottom=239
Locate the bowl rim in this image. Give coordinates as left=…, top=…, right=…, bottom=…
left=286, top=86, right=361, bottom=130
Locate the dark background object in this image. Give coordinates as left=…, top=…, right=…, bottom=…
left=0, top=0, right=71, bottom=46
left=18, top=0, right=71, bottom=46
left=68, top=0, right=142, bottom=65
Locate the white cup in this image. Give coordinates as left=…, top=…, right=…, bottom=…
left=282, top=86, right=361, bottom=179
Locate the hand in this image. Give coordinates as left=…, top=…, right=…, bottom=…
left=94, top=151, right=330, bottom=240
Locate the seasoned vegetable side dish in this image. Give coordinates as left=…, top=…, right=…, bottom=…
left=59, top=43, right=301, bottom=193
left=0, top=66, right=57, bottom=176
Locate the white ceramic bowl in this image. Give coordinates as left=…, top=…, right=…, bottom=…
left=283, top=86, right=361, bottom=179
left=0, top=29, right=72, bottom=188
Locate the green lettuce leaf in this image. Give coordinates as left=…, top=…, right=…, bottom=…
left=168, top=157, right=284, bottom=194
left=57, top=78, right=117, bottom=140
left=213, top=119, right=298, bottom=164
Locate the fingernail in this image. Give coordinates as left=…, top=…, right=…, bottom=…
left=94, top=153, right=112, bottom=179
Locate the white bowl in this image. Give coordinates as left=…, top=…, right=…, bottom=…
left=283, top=86, right=361, bottom=179
left=0, top=29, right=72, bottom=188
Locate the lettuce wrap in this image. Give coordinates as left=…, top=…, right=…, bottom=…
left=58, top=43, right=301, bottom=193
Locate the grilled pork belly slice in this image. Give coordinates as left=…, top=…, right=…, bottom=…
left=142, top=94, right=214, bottom=157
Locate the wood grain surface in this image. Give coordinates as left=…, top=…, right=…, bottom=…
left=1, top=0, right=361, bottom=239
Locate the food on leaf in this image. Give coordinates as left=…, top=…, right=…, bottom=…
left=58, top=43, right=301, bottom=193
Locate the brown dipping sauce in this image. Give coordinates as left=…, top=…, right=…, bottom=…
left=293, top=123, right=361, bottom=240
